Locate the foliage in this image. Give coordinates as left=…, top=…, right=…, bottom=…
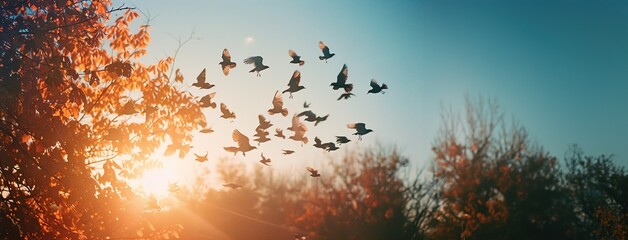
left=429, top=96, right=576, bottom=239
left=0, top=1, right=202, bottom=238
left=564, top=146, right=627, bottom=240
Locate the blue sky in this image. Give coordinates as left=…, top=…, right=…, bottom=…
left=115, top=0, right=628, bottom=180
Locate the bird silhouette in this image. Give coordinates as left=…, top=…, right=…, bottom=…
left=224, top=129, right=257, bottom=156
left=282, top=149, right=295, bottom=155
left=337, top=84, right=355, bottom=101
left=268, top=90, right=289, bottom=116
left=243, top=56, right=269, bottom=77
left=194, top=152, right=208, bottom=162
left=313, top=137, right=326, bottom=149
left=322, top=142, right=339, bottom=152
left=331, top=64, right=353, bottom=91
left=223, top=183, right=243, bottom=189
left=199, top=92, right=217, bottom=108
left=174, top=68, right=184, bottom=82
left=307, top=167, right=320, bottom=177
left=336, top=136, right=351, bottom=145
left=256, top=114, right=273, bottom=130
left=220, top=103, right=236, bottom=121
left=347, top=123, right=373, bottom=140
left=319, top=41, right=335, bottom=62
left=254, top=128, right=271, bottom=145
left=274, top=128, right=286, bottom=139
left=368, top=79, right=388, bottom=94
left=287, top=114, right=309, bottom=145
left=192, top=68, right=214, bottom=89
left=219, top=48, right=237, bottom=76
left=282, top=70, right=305, bottom=99
left=289, top=49, right=305, bottom=66
left=199, top=127, right=214, bottom=134
left=303, top=101, right=310, bottom=108
left=259, top=153, right=271, bottom=166
left=297, top=110, right=329, bottom=126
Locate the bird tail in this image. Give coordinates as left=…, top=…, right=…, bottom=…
left=249, top=69, right=255, bottom=73
left=319, top=56, right=325, bottom=60
left=381, top=83, right=388, bottom=90
left=230, top=63, right=237, bottom=68
left=299, top=61, right=305, bottom=66
left=344, top=84, right=353, bottom=92
left=302, top=137, right=309, bottom=145
left=210, top=102, right=217, bottom=109
left=281, top=108, right=288, bottom=116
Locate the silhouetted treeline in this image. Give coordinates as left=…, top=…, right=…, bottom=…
left=172, top=97, right=625, bottom=240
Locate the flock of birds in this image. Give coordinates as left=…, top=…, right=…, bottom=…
left=170, top=41, right=388, bottom=188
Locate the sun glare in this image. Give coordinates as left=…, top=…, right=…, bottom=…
left=133, top=166, right=177, bottom=198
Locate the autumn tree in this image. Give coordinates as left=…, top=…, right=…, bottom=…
left=564, top=145, right=627, bottom=240
left=0, top=1, right=203, bottom=238
left=429, top=96, right=575, bottom=239
left=291, top=148, right=435, bottom=240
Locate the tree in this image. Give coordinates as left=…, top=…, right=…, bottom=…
left=291, top=148, right=435, bottom=240
left=564, top=145, right=627, bottom=240
left=0, top=1, right=203, bottom=238
left=429, top=96, right=575, bottom=239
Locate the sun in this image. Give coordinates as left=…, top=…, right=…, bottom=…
left=131, top=166, right=178, bottom=198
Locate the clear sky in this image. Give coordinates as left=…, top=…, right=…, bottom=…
left=115, top=0, right=628, bottom=187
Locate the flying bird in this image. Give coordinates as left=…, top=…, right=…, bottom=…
left=313, top=137, right=326, bottom=149
left=220, top=103, right=236, bottom=121
left=194, top=152, right=208, bottom=162
left=243, top=56, right=269, bottom=77
left=192, top=68, right=214, bottom=89
left=219, top=48, right=237, bottom=76
left=282, top=70, right=305, bottom=99
left=199, top=92, right=217, bottom=108
left=256, top=114, right=273, bottom=130
left=336, top=136, right=351, bottom=145
left=337, top=84, right=355, bottom=101
left=223, top=183, right=243, bottom=189
left=200, top=127, right=214, bottom=134
left=322, top=142, right=339, bottom=152
left=303, top=101, right=310, bottom=108
left=307, top=167, right=320, bottom=177
left=282, top=149, right=295, bottom=155
left=274, top=128, right=286, bottom=139
left=347, top=123, right=373, bottom=140
left=288, top=49, right=305, bottom=66
left=224, top=129, right=257, bottom=156
left=331, top=64, right=353, bottom=91
left=368, top=79, right=388, bottom=94
left=254, top=128, right=271, bottom=145
left=259, top=153, right=271, bottom=166
left=297, top=110, right=329, bottom=126
left=318, top=41, right=335, bottom=62
left=287, top=114, right=308, bottom=145
left=268, top=90, right=289, bottom=116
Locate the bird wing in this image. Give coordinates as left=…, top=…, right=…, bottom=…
left=232, top=129, right=251, bottom=147
left=222, top=49, right=231, bottom=62
left=350, top=123, right=366, bottom=132
left=290, top=114, right=300, bottom=130
left=297, top=110, right=316, bottom=119
left=272, top=90, right=283, bottom=108
left=244, top=56, right=263, bottom=68
left=370, top=79, right=379, bottom=88
left=287, top=70, right=301, bottom=87
left=220, top=103, right=230, bottom=115
left=258, top=115, right=267, bottom=125
left=337, top=64, right=348, bottom=84
left=344, top=83, right=354, bottom=93
left=306, top=167, right=317, bottom=174
left=288, top=49, right=298, bottom=58
left=319, top=41, right=331, bottom=55
left=196, top=68, right=206, bottom=84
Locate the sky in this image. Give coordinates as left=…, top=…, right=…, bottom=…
left=113, top=0, right=628, bottom=189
